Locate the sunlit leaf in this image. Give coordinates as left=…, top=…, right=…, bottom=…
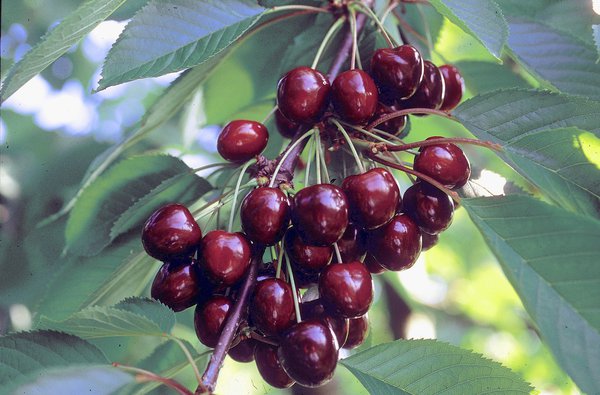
left=454, top=60, right=530, bottom=94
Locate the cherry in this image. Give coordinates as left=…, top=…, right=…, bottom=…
left=199, top=230, right=251, bottom=286
left=344, top=314, right=369, bottom=350
left=278, top=319, right=338, bottom=387
left=300, top=299, right=349, bottom=348
left=370, top=45, right=424, bottom=102
left=228, top=338, right=256, bottom=363
left=342, top=168, right=400, bottom=230
left=194, top=295, right=232, bottom=348
left=319, top=261, right=373, bottom=319
left=402, top=182, right=454, bottom=235
left=401, top=60, right=445, bottom=110
left=367, top=214, right=422, bottom=271
left=151, top=260, right=202, bottom=312
left=254, top=342, right=295, bottom=388
left=241, top=187, right=290, bottom=246
left=439, top=64, right=464, bottom=111
left=332, top=69, right=379, bottom=125
left=372, top=103, right=407, bottom=138
left=142, top=204, right=202, bottom=261
left=285, top=227, right=332, bottom=273
left=364, top=254, right=387, bottom=275
left=334, top=222, right=367, bottom=263
left=421, top=232, right=439, bottom=251
left=217, top=120, right=269, bottom=162
left=250, top=278, right=295, bottom=337
left=277, top=66, right=331, bottom=124
left=275, top=109, right=300, bottom=139
left=291, top=184, right=349, bottom=246
left=413, top=142, right=471, bottom=189
left=290, top=262, right=319, bottom=289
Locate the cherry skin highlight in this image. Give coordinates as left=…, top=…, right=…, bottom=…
left=217, top=120, right=269, bottom=162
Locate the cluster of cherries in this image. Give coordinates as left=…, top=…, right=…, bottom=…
left=142, top=43, right=468, bottom=389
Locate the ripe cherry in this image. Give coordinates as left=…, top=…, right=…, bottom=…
left=335, top=222, right=367, bottom=263
left=217, top=120, right=269, bottom=162
left=241, top=187, right=290, bottom=246
left=301, top=299, right=349, bottom=348
left=151, top=260, right=202, bottom=312
left=199, top=230, right=251, bottom=286
left=319, top=261, right=373, bottom=319
left=439, top=64, right=464, bottom=111
left=142, top=204, right=202, bottom=261
left=367, top=214, right=422, bottom=271
left=342, top=168, right=400, bottom=230
left=194, top=295, right=232, bottom=348
left=370, top=45, right=424, bottom=102
left=413, top=142, right=471, bottom=189
left=277, top=66, right=331, bottom=124
left=228, top=338, right=256, bottom=363
left=422, top=232, right=439, bottom=251
left=254, top=342, right=295, bottom=388
left=278, top=319, right=338, bottom=387
left=344, top=314, right=369, bottom=350
left=285, top=227, right=332, bottom=272
left=291, top=184, right=349, bottom=246
left=401, top=60, right=445, bottom=110
left=275, top=109, right=300, bottom=139
left=250, top=278, right=295, bottom=337
left=332, top=69, right=379, bottom=125
left=402, top=182, right=454, bottom=235
left=371, top=103, right=407, bottom=138
left=364, top=254, right=387, bottom=275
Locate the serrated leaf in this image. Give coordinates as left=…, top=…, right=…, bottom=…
left=98, top=0, right=265, bottom=89
left=65, top=154, right=209, bottom=257
left=506, top=17, right=600, bottom=100
left=462, top=195, right=600, bottom=395
left=0, top=331, right=131, bottom=395
left=0, top=0, right=128, bottom=102
left=454, top=60, right=530, bottom=94
left=37, top=299, right=175, bottom=339
left=340, top=339, right=532, bottom=394
left=454, top=90, right=600, bottom=216
left=429, top=0, right=508, bottom=59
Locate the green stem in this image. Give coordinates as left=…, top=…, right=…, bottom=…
left=270, top=5, right=330, bottom=14
left=315, top=130, right=330, bottom=182
left=228, top=161, right=254, bottom=232
left=314, top=130, right=323, bottom=184
left=349, top=9, right=358, bottom=69
left=366, top=107, right=456, bottom=131
left=304, top=137, right=315, bottom=187
left=333, top=243, right=343, bottom=263
left=311, top=17, right=345, bottom=69
left=383, top=137, right=502, bottom=152
left=167, top=336, right=202, bottom=385
left=276, top=240, right=285, bottom=279
left=269, top=130, right=315, bottom=187
left=330, top=118, right=365, bottom=173
left=351, top=1, right=396, bottom=47
left=284, top=250, right=302, bottom=322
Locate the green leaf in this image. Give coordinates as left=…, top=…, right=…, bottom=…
left=454, top=60, right=530, bottom=94
left=65, top=154, right=210, bottom=257
left=37, top=298, right=175, bottom=339
left=506, top=17, right=600, bottom=100
left=0, top=331, right=131, bottom=395
left=0, top=0, right=128, bottom=102
left=429, top=0, right=508, bottom=59
left=340, top=339, right=532, bottom=394
left=462, top=195, right=600, bottom=394
left=396, top=4, right=444, bottom=60
left=454, top=90, right=600, bottom=216
left=98, top=0, right=265, bottom=89
left=594, top=25, right=600, bottom=59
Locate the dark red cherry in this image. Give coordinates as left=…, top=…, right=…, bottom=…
left=342, top=168, right=400, bottom=230
left=228, top=338, right=256, bottom=363
left=199, top=230, right=251, bottom=286
left=277, top=66, right=331, bottom=124
left=439, top=64, right=464, bottom=111
left=300, top=299, right=349, bottom=348
left=255, top=343, right=295, bottom=388
left=332, top=69, right=379, bottom=125
left=217, top=120, right=269, bottom=162
left=250, top=278, right=295, bottom=337
left=142, top=204, right=202, bottom=261
left=364, top=254, right=387, bottom=275
left=278, top=319, right=338, bottom=387
left=344, top=314, right=369, bottom=349
left=151, top=260, right=202, bottom=312
left=402, top=182, right=454, bottom=235
left=275, top=109, right=300, bottom=139
left=319, top=261, right=373, bottom=319
left=421, top=232, right=439, bottom=251
left=241, top=187, right=290, bottom=246
left=370, top=45, right=424, bottom=102
left=335, top=222, right=367, bottom=263
left=290, top=262, right=319, bottom=289
left=367, top=214, right=422, bottom=271
left=285, top=227, right=332, bottom=272
left=401, top=60, right=445, bottom=110
left=291, top=184, right=349, bottom=246
left=413, top=143, right=471, bottom=189
left=194, top=295, right=232, bottom=348
left=371, top=103, right=407, bottom=137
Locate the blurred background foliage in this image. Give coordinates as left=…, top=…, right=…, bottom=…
left=0, top=0, right=586, bottom=394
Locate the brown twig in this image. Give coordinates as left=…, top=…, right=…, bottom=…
left=366, top=107, right=455, bottom=130
left=377, top=137, right=503, bottom=153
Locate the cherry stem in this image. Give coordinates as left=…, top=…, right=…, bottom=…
left=304, top=136, right=316, bottom=186
left=227, top=160, right=254, bottom=232
left=333, top=243, right=343, bottom=263
left=316, top=130, right=331, bottom=182
left=380, top=137, right=502, bottom=153
left=330, top=118, right=366, bottom=173
left=312, top=17, right=345, bottom=70
left=349, top=9, right=358, bottom=70
left=351, top=1, right=396, bottom=47
left=249, top=331, right=280, bottom=347
left=270, top=5, right=330, bottom=14
left=366, top=107, right=455, bottom=130
left=314, top=130, right=323, bottom=184
left=328, top=12, right=368, bottom=80
left=276, top=239, right=285, bottom=279
left=269, top=129, right=314, bottom=187
left=113, top=363, right=193, bottom=395
left=167, top=335, right=203, bottom=385
left=261, top=106, right=278, bottom=125
left=198, top=249, right=264, bottom=394
left=381, top=1, right=399, bottom=23
left=284, top=249, right=302, bottom=323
